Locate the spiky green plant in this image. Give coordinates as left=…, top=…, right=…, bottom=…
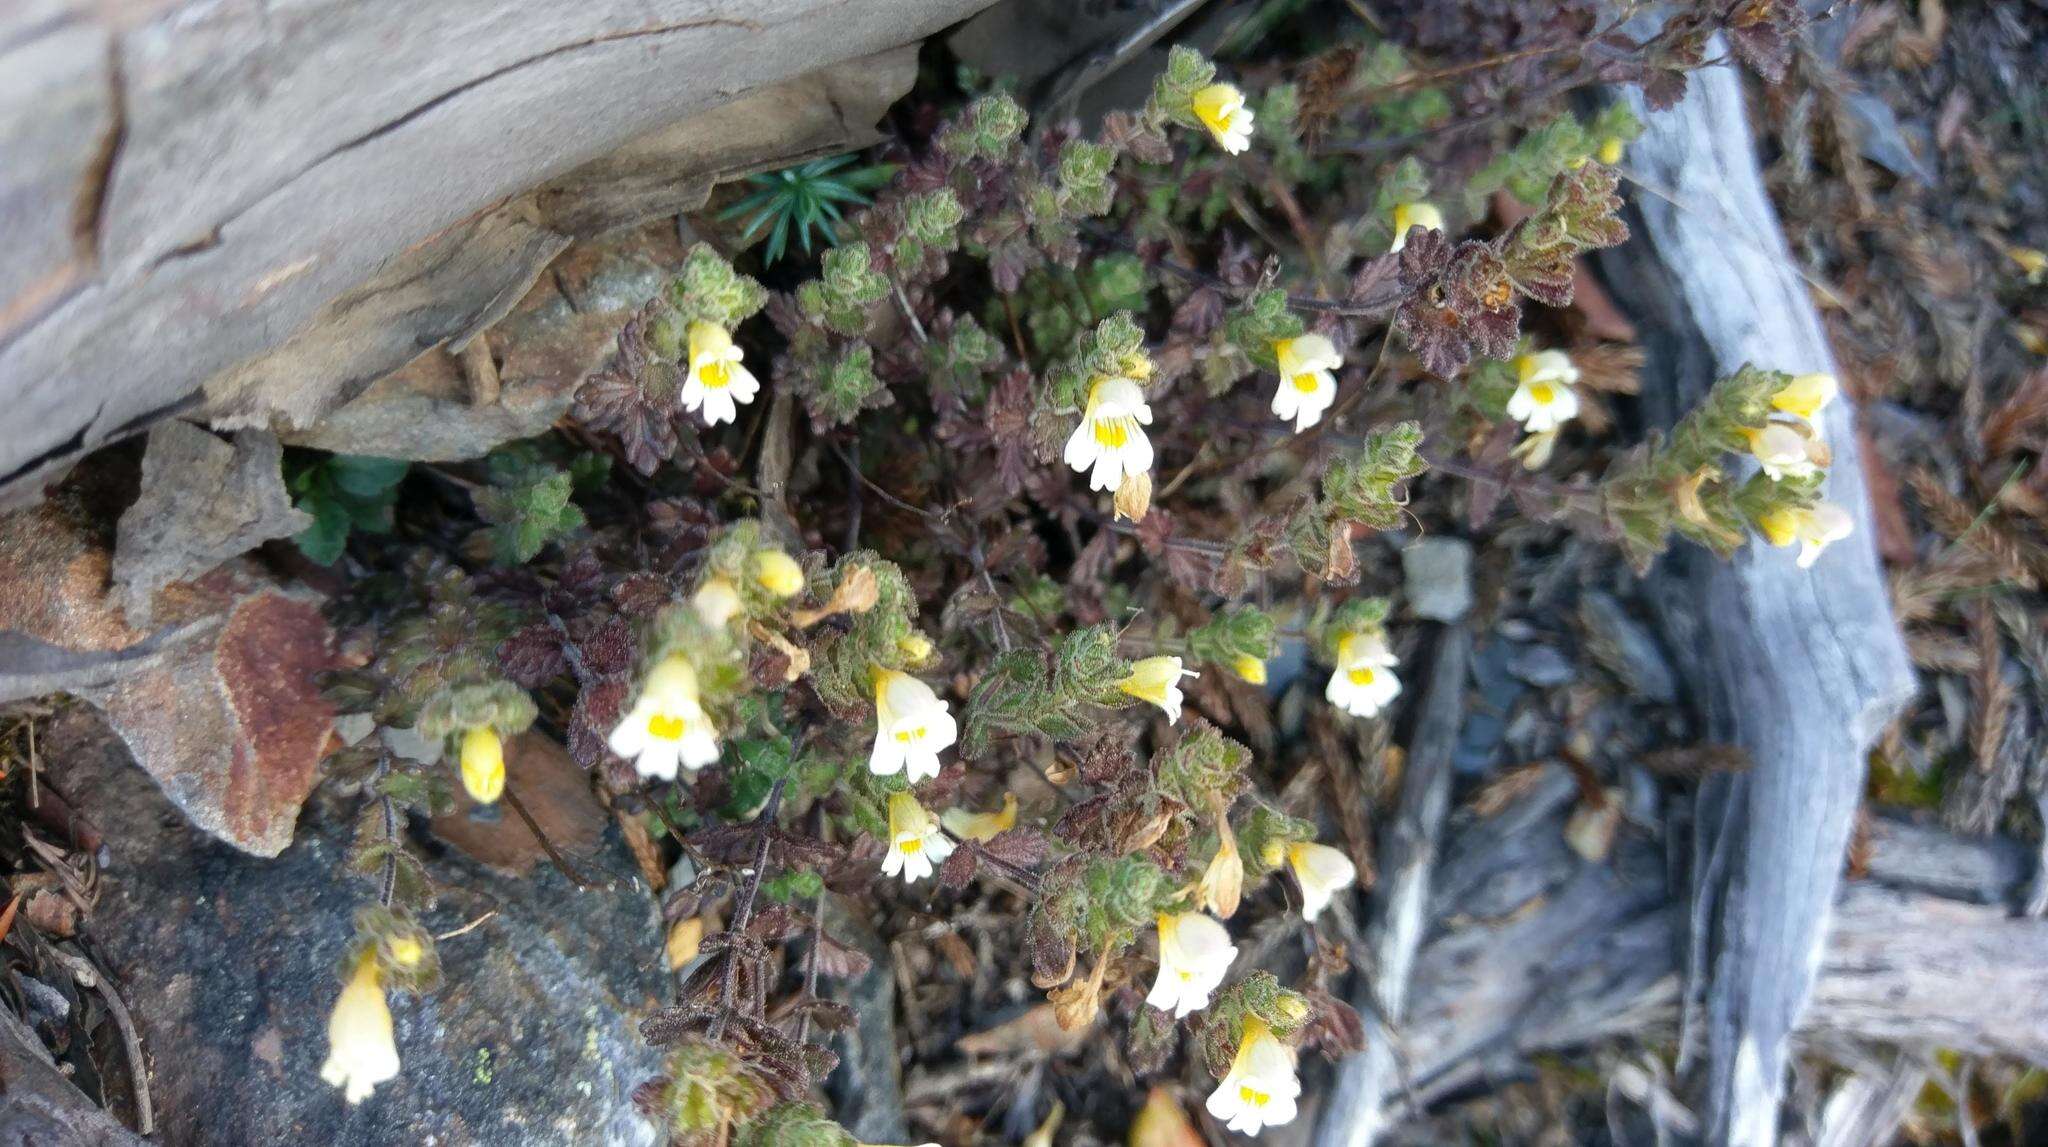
left=718, top=155, right=895, bottom=265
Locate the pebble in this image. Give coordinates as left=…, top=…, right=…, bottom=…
left=1402, top=537, right=1474, bottom=622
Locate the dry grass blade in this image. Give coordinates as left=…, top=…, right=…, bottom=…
left=1468, top=763, right=1551, bottom=817
left=1980, top=366, right=2048, bottom=460
left=1967, top=602, right=2012, bottom=776
left=1568, top=343, right=1646, bottom=394
left=1905, top=629, right=1979, bottom=673
left=1907, top=467, right=2046, bottom=589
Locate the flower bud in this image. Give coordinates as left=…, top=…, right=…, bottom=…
left=750, top=550, right=804, bottom=598
left=459, top=726, right=505, bottom=805
left=898, top=632, right=934, bottom=662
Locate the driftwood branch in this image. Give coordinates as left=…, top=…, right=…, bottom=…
left=1593, top=43, right=1917, bottom=1146
left=1317, top=626, right=1471, bottom=1147
left=1354, top=768, right=2048, bottom=1138
left=0, top=0, right=993, bottom=507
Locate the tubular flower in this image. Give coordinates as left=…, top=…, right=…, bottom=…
left=607, top=654, right=720, bottom=779
left=1388, top=200, right=1444, bottom=253
left=750, top=550, right=804, bottom=598
left=1145, top=911, right=1238, bottom=1019
left=869, top=669, right=957, bottom=783
left=1759, top=502, right=1854, bottom=569
left=1509, top=427, right=1560, bottom=471
left=1286, top=841, right=1359, bottom=921
left=941, top=792, right=1018, bottom=843
left=1197, top=832, right=1244, bottom=918
left=1743, top=422, right=1824, bottom=482
left=1324, top=631, right=1401, bottom=719
left=680, top=322, right=760, bottom=426
left=881, top=791, right=954, bottom=884
left=1118, top=656, right=1197, bottom=723
left=1506, top=349, right=1582, bottom=433
left=1231, top=654, right=1268, bottom=686
left=1270, top=334, right=1342, bottom=432
left=1770, top=372, right=1838, bottom=425
left=898, top=632, right=934, bottom=663
left=692, top=576, right=743, bottom=628
left=1064, top=376, right=1155, bottom=492
left=1191, top=83, right=1255, bottom=154
left=320, top=953, right=400, bottom=1105
left=1204, top=1018, right=1302, bottom=1136
left=458, top=726, right=505, bottom=805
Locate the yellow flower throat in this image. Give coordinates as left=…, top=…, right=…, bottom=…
left=1092, top=416, right=1134, bottom=449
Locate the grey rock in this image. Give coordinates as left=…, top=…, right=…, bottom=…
left=1505, top=643, right=1575, bottom=688
left=49, top=708, right=666, bottom=1146
left=111, top=424, right=310, bottom=626
left=1454, top=639, right=1525, bottom=773
left=1400, top=538, right=1475, bottom=622
left=1579, top=592, right=1679, bottom=703
left=821, top=897, right=908, bottom=1143
left=1844, top=90, right=1934, bottom=186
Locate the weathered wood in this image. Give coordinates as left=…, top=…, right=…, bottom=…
left=0, top=0, right=992, bottom=507
left=1813, top=1058, right=1926, bottom=1147
left=1593, top=46, right=1918, bottom=1147
left=1360, top=785, right=2048, bottom=1134
left=1316, top=627, right=1471, bottom=1147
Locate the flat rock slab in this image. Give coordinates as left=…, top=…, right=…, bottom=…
left=49, top=708, right=668, bottom=1146
left=0, top=487, right=337, bottom=855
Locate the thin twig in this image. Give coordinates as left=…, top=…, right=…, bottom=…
left=502, top=784, right=598, bottom=890
left=892, top=280, right=929, bottom=346
left=379, top=795, right=400, bottom=909
left=711, top=776, right=788, bottom=1041
left=1035, top=0, right=1211, bottom=124
left=793, top=807, right=830, bottom=1045
left=51, top=949, right=152, bottom=1136
left=843, top=440, right=864, bottom=554
left=435, top=910, right=500, bottom=941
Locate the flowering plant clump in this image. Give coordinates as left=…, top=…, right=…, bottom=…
left=304, top=5, right=1834, bottom=1137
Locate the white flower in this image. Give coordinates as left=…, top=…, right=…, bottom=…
left=1771, top=372, right=1837, bottom=425
left=1505, top=349, right=1581, bottom=433
left=680, top=321, right=760, bottom=426
left=1118, top=656, right=1197, bottom=723
left=869, top=669, right=957, bottom=783
left=1064, top=376, right=1154, bottom=492
left=1324, top=631, right=1401, bottom=719
left=692, top=576, right=743, bottom=628
left=1389, top=200, right=1444, bottom=253
left=1759, top=502, right=1854, bottom=569
left=320, top=954, right=400, bottom=1105
left=1286, top=841, right=1359, bottom=921
left=458, top=725, right=505, bottom=805
left=1270, top=334, right=1342, bottom=432
left=1192, top=83, right=1255, bottom=154
left=1744, top=422, right=1823, bottom=482
left=881, top=791, right=954, bottom=884
left=1204, top=1018, right=1302, bottom=1136
left=607, top=654, right=720, bottom=779
left=1145, top=911, right=1237, bottom=1019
